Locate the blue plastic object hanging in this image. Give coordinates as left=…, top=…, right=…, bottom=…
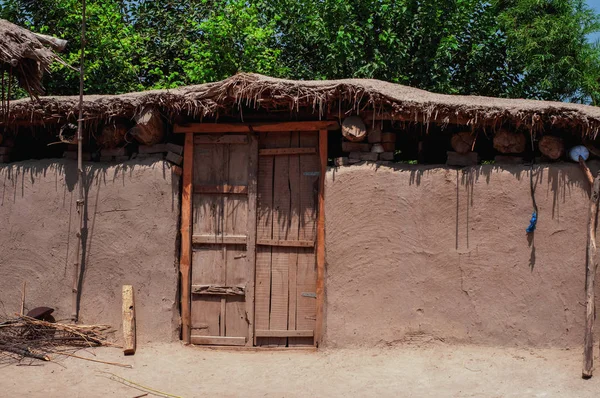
left=526, top=211, right=537, bottom=233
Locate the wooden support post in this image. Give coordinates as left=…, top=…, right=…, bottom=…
left=122, top=285, right=136, bottom=355
left=583, top=171, right=600, bottom=378
left=315, top=129, right=327, bottom=347
left=180, top=133, right=194, bottom=344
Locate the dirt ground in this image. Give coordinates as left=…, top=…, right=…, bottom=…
left=2, top=342, right=599, bottom=397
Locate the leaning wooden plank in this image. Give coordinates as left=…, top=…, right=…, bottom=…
left=259, top=147, right=316, bottom=156
left=256, top=239, right=314, bottom=248
left=194, top=184, right=248, bottom=194
left=255, top=330, right=314, bottom=338
left=194, top=134, right=249, bottom=144
left=193, top=234, right=247, bottom=245
left=315, top=129, right=328, bottom=347
left=180, top=133, right=194, bottom=343
left=174, top=121, right=339, bottom=133
left=192, top=284, right=246, bottom=296
left=583, top=171, right=600, bottom=379
left=190, top=336, right=246, bottom=346
left=122, top=285, right=136, bottom=355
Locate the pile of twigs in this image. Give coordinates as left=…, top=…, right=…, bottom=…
left=0, top=314, right=114, bottom=365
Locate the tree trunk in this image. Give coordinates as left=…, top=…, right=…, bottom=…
left=493, top=128, right=526, bottom=154
left=129, top=106, right=164, bottom=145
left=539, top=136, right=564, bottom=160
left=342, top=116, right=367, bottom=142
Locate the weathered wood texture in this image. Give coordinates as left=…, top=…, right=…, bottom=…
left=180, top=133, right=194, bottom=343
left=493, top=128, right=526, bottom=154
left=583, top=171, right=600, bottom=378
left=451, top=131, right=475, bottom=154
left=539, top=136, right=564, bottom=160
left=192, top=284, right=246, bottom=296
left=190, top=133, right=256, bottom=346
left=255, top=131, right=319, bottom=347
left=315, top=129, right=327, bottom=347
left=122, top=285, right=136, bottom=355
left=175, top=121, right=339, bottom=133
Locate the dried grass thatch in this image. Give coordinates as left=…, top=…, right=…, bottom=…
left=3, top=72, right=600, bottom=137
left=0, top=19, right=68, bottom=98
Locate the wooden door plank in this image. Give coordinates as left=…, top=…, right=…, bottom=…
left=175, top=121, right=339, bottom=133
left=254, top=132, right=276, bottom=346
left=245, top=134, right=258, bottom=346
left=191, top=245, right=226, bottom=336
left=194, top=134, right=249, bottom=144
left=180, top=132, right=194, bottom=343
left=269, top=133, right=292, bottom=346
left=225, top=244, right=249, bottom=339
left=255, top=330, right=313, bottom=338
left=287, top=132, right=301, bottom=334
left=256, top=239, right=314, bottom=248
left=192, top=284, right=246, bottom=295
left=190, top=336, right=246, bottom=346
left=194, top=184, right=248, bottom=194
left=315, top=129, right=327, bottom=347
left=290, top=131, right=319, bottom=347
left=259, top=147, right=316, bottom=156
left=193, top=234, right=247, bottom=245
left=192, top=144, right=227, bottom=237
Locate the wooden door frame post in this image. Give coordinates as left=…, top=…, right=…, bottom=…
left=180, top=132, right=194, bottom=343
left=315, top=129, right=327, bottom=346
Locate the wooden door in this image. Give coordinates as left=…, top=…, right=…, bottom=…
left=178, top=121, right=330, bottom=348
left=254, top=131, right=320, bottom=346
left=189, top=133, right=257, bottom=346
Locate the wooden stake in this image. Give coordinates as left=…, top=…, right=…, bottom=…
left=20, top=281, right=26, bottom=316
left=315, top=130, right=327, bottom=347
left=180, top=133, right=194, bottom=343
left=122, top=285, right=136, bottom=355
left=583, top=171, right=600, bottom=378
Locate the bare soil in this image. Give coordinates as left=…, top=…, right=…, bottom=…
left=2, top=342, right=599, bottom=397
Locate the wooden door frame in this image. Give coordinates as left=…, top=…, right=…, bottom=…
left=177, top=121, right=337, bottom=347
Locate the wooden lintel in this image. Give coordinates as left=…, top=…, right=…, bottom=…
left=193, top=234, right=247, bottom=245
left=255, top=330, right=314, bottom=338
left=256, top=239, right=314, bottom=248
left=192, top=284, right=246, bottom=296
left=174, top=121, right=339, bottom=134
left=259, top=147, right=317, bottom=156
left=194, top=134, right=249, bottom=144
left=190, top=336, right=246, bottom=346
left=194, top=184, right=248, bottom=194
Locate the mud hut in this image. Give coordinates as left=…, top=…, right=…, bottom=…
left=0, top=73, right=599, bottom=358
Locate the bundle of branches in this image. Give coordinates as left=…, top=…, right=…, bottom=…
left=0, top=19, right=69, bottom=99
left=0, top=314, right=114, bottom=365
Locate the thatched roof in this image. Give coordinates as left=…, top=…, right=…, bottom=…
left=0, top=19, right=68, bottom=98
left=3, top=72, right=600, bottom=137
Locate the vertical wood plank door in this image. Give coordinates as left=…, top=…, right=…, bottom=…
left=254, top=131, right=320, bottom=347
left=190, top=134, right=257, bottom=347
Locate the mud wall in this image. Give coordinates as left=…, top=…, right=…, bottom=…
left=324, top=162, right=595, bottom=348
left=0, top=158, right=180, bottom=343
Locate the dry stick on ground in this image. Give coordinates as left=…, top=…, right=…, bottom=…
left=583, top=170, right=600, bottom=379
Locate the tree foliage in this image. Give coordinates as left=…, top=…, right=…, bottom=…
left=1, top=0, right=599, bottom=103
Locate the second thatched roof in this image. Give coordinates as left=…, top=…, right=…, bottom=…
left=3, top=72, right=600, bottom=137
left=0, top=19, right=68, bottom=98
